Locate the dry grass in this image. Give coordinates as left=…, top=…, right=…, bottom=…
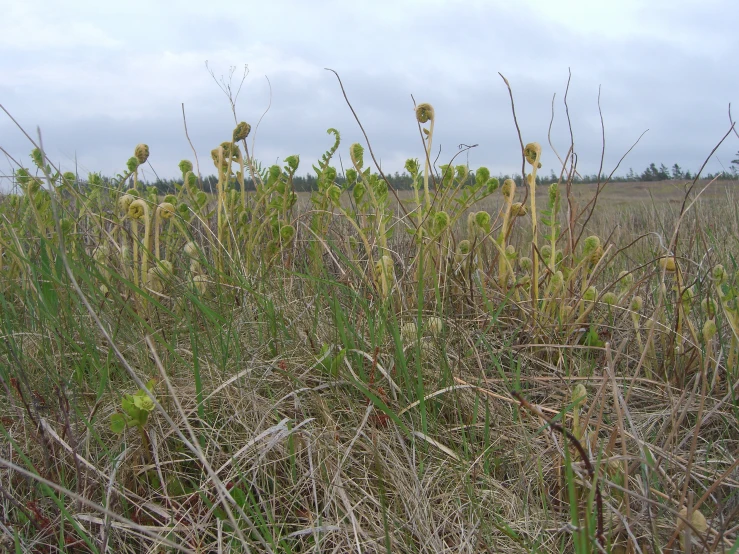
left=1, top=94, right=738, bottom=553
left=1, top=188, right=738, bottom=552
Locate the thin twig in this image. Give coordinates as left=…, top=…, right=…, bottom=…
left=596, top=85, right=606, bottom=187
left=574, top=129, right=649, bottom=247
left=729, top=103, right=739, bottom=140
left=325, top=68, right=414, bottom=225
left=250, top=74, right=273, bottom=159
left=548, top=92, right=565, bottom=169
left=498, top=73, right=526, bottom=184
left=181, top=103, right=203, bottom=190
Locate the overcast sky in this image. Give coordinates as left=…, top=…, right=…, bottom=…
left=1, top=0, right=738, bottom=185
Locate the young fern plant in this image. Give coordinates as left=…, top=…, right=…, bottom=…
left=147, top=201, right=176, bottom=293
left=539, top=181, right=562, bottom=319
left=232, top=121, right=252, bottom=211
left=404, top=157, right=426, bottom=240
left=524, top=142, right=542, bottom=313
left=174, top=159, right=211, bottom=231
left=330, top=144, right=384, bottom=292
left=441, top=165, right=500, bottom=283
left=128, top=198, right=151, bottom=289
left=711, top=264, right=739, bottom=378
left=261, top=157, right=298, bottom=266
left=350, top=143, right=392, bottom=258
left=244, top=156, right=300, bottom=274
left=210, top=144, right=230, bottom=273
left=306, top=129, right=342, bottom=272
left=541, top=181, right=561, bottom=273
left=415, top=103, right=435, bottom=225
left=497, top=178, right=517, bottom=291
left=412, top=102, right=445, bottom=293
left=131, top=143, right=149, bottom=191
left=110, top=378, right=158, bottom=466
left=468, top=209, right=492, bottom=272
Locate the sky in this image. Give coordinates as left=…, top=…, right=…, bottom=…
left=1, top=0, right=738, bottom=186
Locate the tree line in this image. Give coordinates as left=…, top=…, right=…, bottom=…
left=7, top=153, right=735, bottom=194
left=140, top=155, right=738, bottom=194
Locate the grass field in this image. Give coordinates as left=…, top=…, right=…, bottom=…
left=1, top=103, right=738, bottom=553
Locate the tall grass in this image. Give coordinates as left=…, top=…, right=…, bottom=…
left=0, top=80, right=738, bottom=553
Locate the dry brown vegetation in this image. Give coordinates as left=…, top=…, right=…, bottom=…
left=0, top=84, right=738, bottom=553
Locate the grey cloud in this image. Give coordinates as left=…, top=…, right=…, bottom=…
left=2, top=0, right=738, bottom=186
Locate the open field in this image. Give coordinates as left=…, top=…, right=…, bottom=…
left=406, top=179, right=739, bottom=204
left=293, top=179, right=739, bottom=207
left=530, top=179, right=739, bottom=205
left=1, top=114, right=738, bottom=554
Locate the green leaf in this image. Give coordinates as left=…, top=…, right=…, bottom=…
left=110, top=413, right=127, bottom=433
left=134, top=411, right=149, bottom=427
left=582, top=326, right=604, bottom=348
left=121, top=395, right=138, bottom=418
left=284, top=155, right=300, bottom=172
left=230, top=486, right=247, bottom=508
left=132, top=390, right=155, bottom=412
